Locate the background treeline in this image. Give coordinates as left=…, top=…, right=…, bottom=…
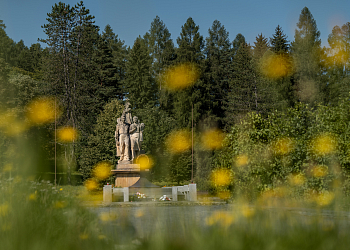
left=1, top=2, right=350, bottom=190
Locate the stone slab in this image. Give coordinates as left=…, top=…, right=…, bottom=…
left=115, top=163, right=140, bottom=171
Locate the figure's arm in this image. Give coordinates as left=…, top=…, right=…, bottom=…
left=129, top=124, right=136, bottom=134
left=115, top=125, right=120, bottom=145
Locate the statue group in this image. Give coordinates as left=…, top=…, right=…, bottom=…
left=115, top=102, right=145, bottom=164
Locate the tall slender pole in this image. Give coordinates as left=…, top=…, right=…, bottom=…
left=55, top=97, right=57, bottom=188
left=191, top=103, right=194, bottom=183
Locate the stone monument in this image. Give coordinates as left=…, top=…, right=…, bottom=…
left=112, top=102, right=146, bottom=187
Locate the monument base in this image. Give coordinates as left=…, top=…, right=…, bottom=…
left=112, top=164, right=141, bottom=187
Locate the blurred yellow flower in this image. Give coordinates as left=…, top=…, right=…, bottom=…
left=312, top=165, right=328, bottom=178
left=3, top=164, right=12, bottom=172
left=211, top=169, right=233, bottom=187
left=235, top=154, right=248, bottom=167
left=79, top=233, right=89, bottom=240
left=84, top=179, right=98, bottom=191
left=315, top=192, right=335, bottom=206
left=166, top=129, right=191, bottom=153
left=311, top=133, right=337, bottom=155
left=93, top=162, right=112, bottom=180
left=135, top=154, right=154, bottom=170
left=201, top=129, right=225, bottom=150
left=161, top=63, right=199, bottom=91
left=100, top=212, right=117, bottom=222
left=273, top=138, right=294, bottom=155
left=288, top=174, right=306, bottom=186
left=135, top=210, right=144, bottom=218
left=26, top=97, right=60, bottom=124
left=260, top=53, right=292, bottom=79
left=206, top=211, right=234, bottom=227
left=0, top=109, right=28, bottom=135
left=54, top=201, right=66, bottom=209
left=0, top=203, right=9, bottom=216
left=241, top=205, right=255, bottom=218
left=1, top=223, right=11, bottom=232
left=98, top=235, right=106, bottom=240
left=28, top=193, right=37, bottom=201
left=218, top=190, right=231, bottom=200
left=58, top=126, right=78, bottom=142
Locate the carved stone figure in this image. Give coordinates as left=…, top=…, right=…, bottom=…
left=115, top=103, right=145, bottom=164
left=122, top=101, right=132, bottom=125
left=116, top=115, right=130, bottom=163
left=130, top=116, right=141, bottom=161
left=115, top=118, right=121, bottom=157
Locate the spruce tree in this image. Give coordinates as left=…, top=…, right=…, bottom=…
left=232, top=33, right=246, bottom=55
left=291, top=7, right=323, bottom=104
left=225, top=42, right=256, bottom=127
left=253, top=33, right=269, bottom=60
left=144, top=16, right=176, bottom=111
left=203, top=20, right=231, bottom=127
left=270, top=25, right=289, bottom=54
left=102, top=24, right=128, bottom=100
left=124, top=37, right=156, bottom=109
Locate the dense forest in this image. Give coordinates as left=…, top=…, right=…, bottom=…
left=1, top=1, right=350, bottom=193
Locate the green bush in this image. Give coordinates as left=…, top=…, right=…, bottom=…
left=213, top=99, right=350, bottom=200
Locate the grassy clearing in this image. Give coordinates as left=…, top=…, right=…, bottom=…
left=1, top=176, right=350, bottom=250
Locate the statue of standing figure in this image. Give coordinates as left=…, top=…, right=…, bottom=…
left=115, top=103, right=145, bottom=164
left=129, top=116, right=145, bottom=161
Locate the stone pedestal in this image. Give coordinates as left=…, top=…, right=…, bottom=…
left=111, top=163, right=141, bottom=187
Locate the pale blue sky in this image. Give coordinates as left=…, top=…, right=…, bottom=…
left=0, top=0, right=349, bottom=48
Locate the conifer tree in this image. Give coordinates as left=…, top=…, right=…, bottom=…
left=203, top=20, right=231, bottom=127
left=176, top=17, right=204, bottom=63
left=232, top=33, right=246, bottom=56
left=124, top=37, right=156, bottom=109
left=291, top=7, right=323, bottom=104
left=102, top=24, right=128, bottom=100
left=144, top=16, right=176, bottom=111
left=253, top=33, right=269, bottom=60
left=225, top=42, right=256, bottom=127
left=172, top=17, right=204, bottom=129
left=270, top=25, right=289, bottom=54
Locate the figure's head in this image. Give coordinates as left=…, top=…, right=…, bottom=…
left=121, top=115, right=126, bottom=123
left=117, top=118, right=121, bottom=124
left=133, top=116, right=138, bottom=123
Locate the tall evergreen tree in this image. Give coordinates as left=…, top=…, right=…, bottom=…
left=172, top=17, right=204, bottom=128
left=203, top=20, right=231, bottom=127
left=232, top=33, right=246, bottom=55
left=144, top=16, right=176, bottom=111
left=102, top=24, right=128, bottom=100
left=176, top=17, right=204, bottom=63
left=253, top=33, right=269, bottom=60
left=0, top=20, right=15, bottom=65
left=225, top=42, right=256, bottom=127
left=144, top=16, right=175, bottom=75
left=291, top=7, right=323, bottom=104
left=270, top=25, right=289, bottom=54
left=125, top=37, right=156, bottom=109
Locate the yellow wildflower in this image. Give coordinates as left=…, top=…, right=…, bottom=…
left=161, top=63, right=200, bottom=91
left=211, top=169, right=233, bottom=187
left=26, top=97, right=60, bottom=124
left=166, top=129, right=191, bottom=153
left=57, top=126, right=78, bottom=142
left=235, top=154, right=249, bottom=167
left=201, top=129, right=225, bottom=150
left=93, top=162, right=112, bottom=180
